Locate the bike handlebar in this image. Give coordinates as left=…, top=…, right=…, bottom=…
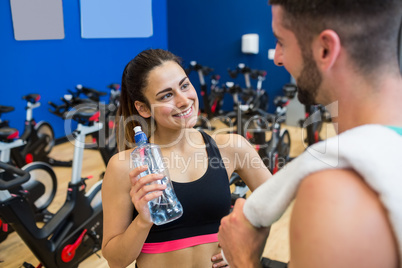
left=22, top=94, right=41, bottom=104
left=107, top=83, right=121, bottom=91
left=75, top=84, right=107, bottom=101
left=228, top=64, right=266, bottom=80
left=250, top=70, right=267, bottom=80
left=48, top=97, right=99, bottom=125
left=0, top=161, right=30, bottom=190
left=186, top=61, right=214, bottom=77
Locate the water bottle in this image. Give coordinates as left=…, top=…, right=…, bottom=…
left=130, top=126, right=183, bottom=225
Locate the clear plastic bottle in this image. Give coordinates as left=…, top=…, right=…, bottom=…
left=130, top=126, right=183, bottom=225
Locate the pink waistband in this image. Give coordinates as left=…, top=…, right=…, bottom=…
left=141, top=233, right=218, bottom=254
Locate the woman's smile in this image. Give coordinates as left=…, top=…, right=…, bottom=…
left=173, top=105, right=193, bottom=118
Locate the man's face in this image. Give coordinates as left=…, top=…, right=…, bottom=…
left=272, top=5, right=322, bottom=105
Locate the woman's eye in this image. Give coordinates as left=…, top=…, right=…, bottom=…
left=161, top=93, right=173, bottom=100
left=181, top=83, right=190, bottom=90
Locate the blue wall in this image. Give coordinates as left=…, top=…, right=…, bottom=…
left=1, top=0, right=290, bottom=140
left=167, top=0, right=290, bottom=112
left=0, top=0, right=167, bottom=139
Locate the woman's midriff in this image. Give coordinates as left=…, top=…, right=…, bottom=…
left=136, top=242, right=220, bottom=268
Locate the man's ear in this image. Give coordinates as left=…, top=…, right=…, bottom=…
left=135, top=101, right=151, bottom=118
left=314, top=29, right=341, bottom=71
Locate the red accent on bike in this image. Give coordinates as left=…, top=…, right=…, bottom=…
left=314, top=131, right=319, bottom=143
left=284, top=100, right=290, bottom=106
left=211, top=101, right=217, bottom=113
left=25, top=153, right=34, bottom=164
left=36, top=95, right=41, bottom=102
left=255, top=145, right=260, bottom=150
left=61, top=229, right=87, bottom=263
left=2, top=222, right=8, bottom=232
left=246, top=132, right=253, bottom=140
left=92, top=137, right=97, bottom=144
left=7, top=130, right=19, bottom=140
left=87, top=175, right=93, bottom=179
left=305, top=113, right=309, bottom=118
left=273, top=154, right=279, bottom=174
left=108, top=120, right=115, bottom=129
left=89, top=111, right=100, bottom=122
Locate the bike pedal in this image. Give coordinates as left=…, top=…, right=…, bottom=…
left=21, top=262, right=35, bottom=268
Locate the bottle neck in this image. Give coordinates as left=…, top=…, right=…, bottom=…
left=135, top=132, right=148, bottom=144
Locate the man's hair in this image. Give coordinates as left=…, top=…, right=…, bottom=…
left=269, top=0, right=402, bottom=76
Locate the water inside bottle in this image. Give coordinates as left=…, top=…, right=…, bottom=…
left=131, top=141, right=183, bottom=225
left=148, top=176, right=183, bottom=225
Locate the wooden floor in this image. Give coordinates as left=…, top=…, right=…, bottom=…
left=0, top=122, right=336, bottom=267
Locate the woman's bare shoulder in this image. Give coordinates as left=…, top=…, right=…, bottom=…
left=104, top=149, right=132, bottom=183
left=212, top=133, right=252, bottom=153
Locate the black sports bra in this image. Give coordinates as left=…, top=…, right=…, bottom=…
left=132, top=130, right=231, bottom=243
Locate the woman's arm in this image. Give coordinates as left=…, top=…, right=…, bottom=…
left=101, top=152, right=166, bottom=268
left=216, top=133, right=271, bottom=191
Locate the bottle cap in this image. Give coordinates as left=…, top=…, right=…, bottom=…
left=134, top=126, right=142, bottom=133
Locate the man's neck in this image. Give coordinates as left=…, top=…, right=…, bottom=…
left=329, top=72, right=402, bottom=134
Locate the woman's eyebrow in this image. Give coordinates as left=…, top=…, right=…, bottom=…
left=156, top=87, right=172, bottom=97
left=179, top=77, right=188, bottom=86
left=156, top=77, right=188, bottom=97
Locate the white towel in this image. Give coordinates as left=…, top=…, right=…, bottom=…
left=243, top=124, right=402, bottom=264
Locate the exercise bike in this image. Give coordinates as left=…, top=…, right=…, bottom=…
left=299, top=104, right=332, bottom=146
left=0, top=118, right=58, bottom=244
left=0, top=101, right=103, bottom=267
left=186, top=61, right=218, bottom=130
left=225, top=82, right=294, bottom=204
left=227, top=63, right=269, bottom=111
left=0, top=94, right=72, bottom=168
left=58, top=84, right=119, bottom=166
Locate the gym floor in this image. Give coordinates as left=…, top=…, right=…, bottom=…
left=0, top=122, right=336, bottom=267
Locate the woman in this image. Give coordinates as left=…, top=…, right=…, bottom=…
left=101, top=49, right=271, bottom=268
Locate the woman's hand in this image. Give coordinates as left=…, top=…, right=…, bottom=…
left=129, top=165, right=167, bottom=225
left=211, top=248, right=230, bottom=267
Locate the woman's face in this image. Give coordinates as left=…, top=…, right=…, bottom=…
left=138, top=61, right=199, bottom=131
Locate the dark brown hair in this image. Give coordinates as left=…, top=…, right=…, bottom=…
left=116, top=49, right=183, bottom=151
left=269, top=0, right=402, bottom=76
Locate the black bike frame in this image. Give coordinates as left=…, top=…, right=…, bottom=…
left=0, top=120, right=103, bottom=267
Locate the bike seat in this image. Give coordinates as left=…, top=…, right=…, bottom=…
left=0, top=127, right=19, bottom=142
left=282, top=83, right=297, bottom=99
left=0, top=105, right=14, bottom=115
left=22, top=94, right=40, bottom=104
left=71, top=108, right=100, bottom=125
left=274, top=96, right=289, bottom=108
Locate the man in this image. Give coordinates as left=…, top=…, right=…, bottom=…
left=218, top=1, right=402, bottom=268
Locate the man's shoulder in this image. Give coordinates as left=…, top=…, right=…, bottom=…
left=296, top=168, right=375, bottom=205
left=290, top=168, right=399, bottom=267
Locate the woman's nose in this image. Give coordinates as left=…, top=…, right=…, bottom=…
left=175, top=90, right=191, bottom=108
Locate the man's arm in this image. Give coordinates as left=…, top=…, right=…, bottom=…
left=218, top=198, right=270, bottom=268
left=289, top=169, right=399, bottom=268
